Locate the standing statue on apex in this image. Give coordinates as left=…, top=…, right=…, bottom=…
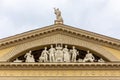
left=54, top=8, right=63, bottom=22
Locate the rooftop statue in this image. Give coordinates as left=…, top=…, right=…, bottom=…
left=54, top=8, right=63, bottom=24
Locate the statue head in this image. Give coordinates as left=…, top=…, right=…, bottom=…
left=44, top=47, right=47, bottom=50
left=50, top=45, right=53, bottom=48
left=29, top=50, right=32, bottom=53
left=58, top=44, right=61, bottom=47
left=65, top=45, right=68, bottom=48
left=57, top=8, right=59, bottom=10
left=87, top=50, right=90, bottom=53
left=72, top=46, right=75, bottom=49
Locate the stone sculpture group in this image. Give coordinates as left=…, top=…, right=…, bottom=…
left=13, top=44, right=105, bottom=63
left=39, top=45, right=78, bottom=63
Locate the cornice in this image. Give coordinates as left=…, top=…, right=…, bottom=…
left=0, top=62, right=120, bottom=70
left=0, top=24, right=120, bottom=50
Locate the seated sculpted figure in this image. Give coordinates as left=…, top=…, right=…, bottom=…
left=83, top=50, right=95, bottom=62
left=13, top=58, right=22, bottom=62
left=39, top=47, right=48, bottom=62
left=55, top=44, right=63, bottom=62
left=24, top=50, right=35, bottom=62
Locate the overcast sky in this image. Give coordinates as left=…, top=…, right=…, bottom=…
left=0, top=0, right=120, bottom=39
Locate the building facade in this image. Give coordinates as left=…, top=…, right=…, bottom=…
left=0, top=9, right=120, bottom=80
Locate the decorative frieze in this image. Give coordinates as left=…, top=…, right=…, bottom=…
left=0, top=63, right=120, bottom=70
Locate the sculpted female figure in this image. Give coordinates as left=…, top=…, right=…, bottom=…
left=63, top=45, right=70, bottom=62
left=39, top=47, right=48, bottom=62
left=24, top=50, right=35, bottom=62
left=54, top=8, right=63, bottom=22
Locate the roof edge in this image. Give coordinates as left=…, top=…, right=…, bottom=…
left=0, top=24, right=119, bottom=50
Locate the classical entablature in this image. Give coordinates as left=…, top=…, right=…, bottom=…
left=0, top=24, right=119, bottom=63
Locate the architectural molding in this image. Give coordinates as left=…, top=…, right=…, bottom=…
left=0, top=76, right=120, bottom=80
left=0, top=33, right=118, bottom=62
left=0, top=24, right=119, bottom=50
left=0, top=63, right=120, bottom=70
left=0, top=10, right=120, bottom=79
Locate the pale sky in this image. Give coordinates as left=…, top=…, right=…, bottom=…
left=0, top=0, right=120, bottom=39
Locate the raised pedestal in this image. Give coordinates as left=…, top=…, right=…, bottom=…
left=54, top=20, right=63, bottom=25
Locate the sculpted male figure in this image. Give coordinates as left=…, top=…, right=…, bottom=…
left=83, top=50, right=95, bottom=62
left=39, top=47, right=48, bottom=62
left=70, top=46, right=78, bottom=62
left=49, top=45, right=56, bottom=62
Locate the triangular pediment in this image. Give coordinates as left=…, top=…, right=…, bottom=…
left=1, top=9, right=120, bottom=79
left=0, top=24, right=120, bottom=50
left=0, top=24, right=119, bottom=62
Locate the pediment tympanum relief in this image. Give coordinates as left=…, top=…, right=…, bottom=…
left=0, top=33, right=118, bottom=62
left=0, top=21, right=119, bottom=62
left=12, top=44, right=106, bottom=63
